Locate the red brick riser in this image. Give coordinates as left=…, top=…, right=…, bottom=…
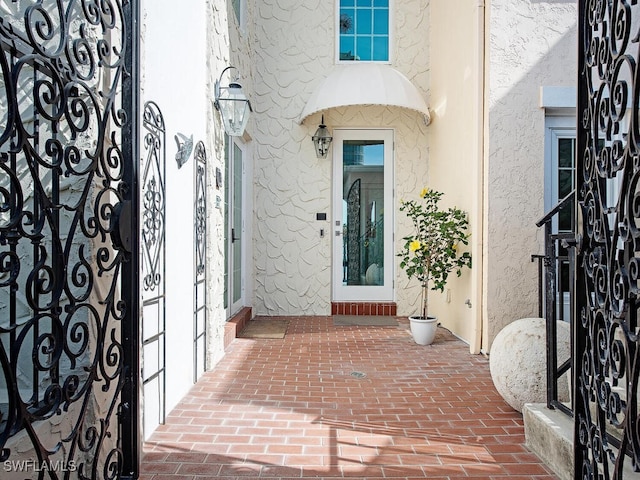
left=224, top=307, right=252, bottom=349
left=225, top=303, right=396, bottom=349
left=331, top=302, right=397, bottom=316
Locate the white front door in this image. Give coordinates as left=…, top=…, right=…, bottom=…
left=225, top=137, right=245, bottom=316
left=332, top=129, right=394, bottom=301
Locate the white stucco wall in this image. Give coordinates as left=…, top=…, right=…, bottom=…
left=485, top=0, right=577, bottom=349
left=206, top=0, right=255, bottom=345
left=249, top=0, right=430, bottom=316
left=141, top=0, right=210, bottom=438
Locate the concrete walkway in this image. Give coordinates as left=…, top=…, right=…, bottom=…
left=140, top=316, right=558, bottom=479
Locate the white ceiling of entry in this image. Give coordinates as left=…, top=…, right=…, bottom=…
left=298, top=63, right=431, bottom=125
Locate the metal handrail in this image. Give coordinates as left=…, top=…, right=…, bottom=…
left=534, top=189, right=575, bottom=417
left=536, top=190, right=575, bottom=227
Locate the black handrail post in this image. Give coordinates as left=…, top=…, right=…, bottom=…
left=544, top=222, right=558, bottom=410
left=536, top=189, right=575, bottom=415
left=531, top=254, right=545, bottom=318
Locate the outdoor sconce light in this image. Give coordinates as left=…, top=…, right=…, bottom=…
left=214, top=66, right=252, bottom=137
left=312, top=115, right=333, bottom=158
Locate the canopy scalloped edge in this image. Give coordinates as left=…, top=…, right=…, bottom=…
left=298, top=63, right=431, bottom=125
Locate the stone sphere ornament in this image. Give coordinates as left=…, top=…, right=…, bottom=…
left=489, top=317, right=571, bottom=412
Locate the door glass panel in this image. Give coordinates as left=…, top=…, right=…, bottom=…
left=224, top=137, right=244, bottom=313
left=233, top=144, right=243, bottom=303
left=342, top=140, right=384, bottom=287
left=556, top=136, right=575, bottom=313
left=557, top=137, right=575, bottom=233
left=224, top=138, right=230, bottom=309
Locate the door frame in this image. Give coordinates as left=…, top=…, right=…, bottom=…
left=332, top=129, right=394, bottom=302
left=225, top=136, right=249, bottom=318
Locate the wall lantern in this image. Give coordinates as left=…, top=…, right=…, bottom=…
left=312, top=115, right=333, bottom=158
left=214, top=66, right=252, bottom=137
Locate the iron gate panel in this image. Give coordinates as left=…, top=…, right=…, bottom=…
left=577, top=0, right=640, bottom=476
left=193, top=141, right=206, bottom=382
left=141, top=101, right=166, bottom=431
left=0, top=1, right=139, bottom=478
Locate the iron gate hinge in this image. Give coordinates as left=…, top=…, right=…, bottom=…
left=111, top=200, right=133, bottom=253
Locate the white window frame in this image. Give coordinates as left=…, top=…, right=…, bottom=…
left=540, top=86, right=577, bottom=216
left=231, top=0, right=246, bottom=32
left=544, top=115, right=575, bottom=216
left=335, top=0, right=393, bottom=64
left=543, top=115, right=575, bottom=323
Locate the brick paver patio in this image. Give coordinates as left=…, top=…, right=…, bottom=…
left=140, top=316, right=557, bottom=480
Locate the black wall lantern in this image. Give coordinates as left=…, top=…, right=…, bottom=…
left=214, top=66, right=252, bottom=137
left=312, top=115, right=333, bottom=159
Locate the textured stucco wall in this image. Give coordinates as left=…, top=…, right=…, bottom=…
left=427, top=1, right=480, bottom=349
left=485, top=0, right=577, bottom=349
left=250, top=0, right=334, bottom=315
left=206, top=0, right=234, bottom=366
left=250, top=0, right=430, bottom=316
left=204, top=0, right=256, bottom=365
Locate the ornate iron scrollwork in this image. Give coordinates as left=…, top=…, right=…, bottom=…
left=141, top=101, right=166, bottom=429
left=0, top=1, right=138, bottom=478
left=577, top=0, right=640, bottom=476
left=141, top=101, right=166, bottom=293
left=194, top=142, right=207, bottom=277
left=193, top=141, right=207, bottom=381
left=346, top=179, right=361, bottom=285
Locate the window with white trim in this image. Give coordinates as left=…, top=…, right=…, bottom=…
left=338, top=0, right=389, bottom=62
left=544, top=118, right=575, bottom=233
left=544, top=115, right=575, bottom=322
left=232, top=0, right=242, bottom=27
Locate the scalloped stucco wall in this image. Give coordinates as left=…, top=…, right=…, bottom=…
left=485, top=0, right=576, bottom=348
left=248, top=0, right=430, bottom=316
left=205, top=0, right=256, bottom=367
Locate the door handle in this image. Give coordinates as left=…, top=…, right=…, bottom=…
left=232, top=228, right=239, bottom=243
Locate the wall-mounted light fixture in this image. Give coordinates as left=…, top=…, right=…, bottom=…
left=214, top=66, right=252, bottom=137
left=312, top=115, right=333, bottom=158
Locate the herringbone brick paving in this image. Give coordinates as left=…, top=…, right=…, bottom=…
left=140, top=316, right=557, bottom=479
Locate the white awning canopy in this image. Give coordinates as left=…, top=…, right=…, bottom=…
left=299, top=63, right=431, bottom=125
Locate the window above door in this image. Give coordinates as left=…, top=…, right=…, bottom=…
left=338, top=0, right=390, bottom=62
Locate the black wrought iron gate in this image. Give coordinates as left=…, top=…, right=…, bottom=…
left=576, top=0, right=640, bottom=477
left=0, top=1, right=140, bottom=478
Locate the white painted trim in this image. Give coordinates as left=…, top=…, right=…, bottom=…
left=539, top=86, right=576, bottom=109
left=226, top=137, right=249, bottom=318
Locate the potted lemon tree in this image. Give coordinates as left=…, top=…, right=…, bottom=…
left=398, top=187, right=472, bottom=345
